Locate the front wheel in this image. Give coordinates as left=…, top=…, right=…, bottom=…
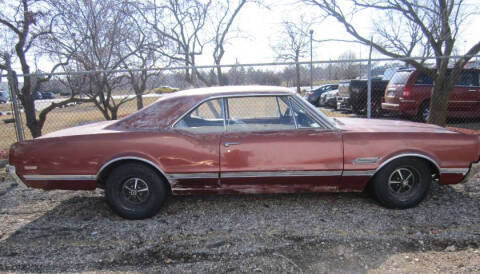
left=371, top=158, right=431, bottom=209
left=105, top=163, right=168, bottom=219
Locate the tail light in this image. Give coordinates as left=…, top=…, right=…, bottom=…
left=403, top=85, right=412, bottom=98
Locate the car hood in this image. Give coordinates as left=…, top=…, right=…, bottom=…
left=334, top=117, right=454, bottom=134
left=37, top=120, right=120, bottom=139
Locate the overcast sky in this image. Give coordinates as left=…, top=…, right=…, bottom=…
left=197, top=0, right=480, bottom=65
left=10, top=0, right=480, bottom=74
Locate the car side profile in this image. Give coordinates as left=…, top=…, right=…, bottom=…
left=382, top=68, right=480, bottom=121
left=6, top=86, right=480, bottom=219
left=304, top=84, right=338, bottom=106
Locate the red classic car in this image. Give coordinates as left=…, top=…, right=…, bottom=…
left=6, top=86, right=480, bottom=219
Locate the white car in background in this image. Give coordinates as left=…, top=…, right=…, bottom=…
left=319, top=89, right=339, bottom=108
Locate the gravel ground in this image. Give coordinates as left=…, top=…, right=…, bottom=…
left=1, top=175, right=480, bottom=273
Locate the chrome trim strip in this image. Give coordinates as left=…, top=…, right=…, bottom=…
left=167, top=173, right=219, bottom=179
left=440, top=168, right=469, bottom=175
left=352, top=157, right=381, bottom=165
left=23, top=174, right=96, bottom=181
left=375, top=153, right=441, bottom=174
left=221, top=170, right=342, bottom=178
left=342, top=170, right=376, bottom=176
left=96, top=156, right=171, bottom=185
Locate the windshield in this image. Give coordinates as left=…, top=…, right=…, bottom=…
left=294, top=93, right=336, bottom=128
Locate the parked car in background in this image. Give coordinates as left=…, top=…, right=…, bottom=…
left=304, top=84, right=338, bottom=106
left=319, top=88, right=339, bottom=108
left=41, top=91, right=55, bottom=99
left=382, top=68, right=480, bottom=122
left=0, top=90, right=10, bottom=103
left=336, top=68, right=399, bottom=116
left=34, top=91, right=43, bottom=100
left=8, top=85, right=480, bottom=219
left=336, top=78, right=389, bottom=116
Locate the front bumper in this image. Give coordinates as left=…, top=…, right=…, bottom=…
left=336, top=96, right=351, bottom=110
left=5, top=164, right=26, bottom=187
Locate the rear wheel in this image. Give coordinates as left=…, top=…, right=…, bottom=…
left=371, top=158, right=431, bottom=209
left=105, top=163, right=168, bottom=219
left=416, top=101, right=430, bottom=123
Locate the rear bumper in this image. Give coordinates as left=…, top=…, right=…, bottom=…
left=5, top=164, right=27, bottom=187
left=381, top=102, right=400, bottom=111
left=460, top=161, right=480, bottom=184
left=382, top=100, right=417, bottom=115
left=336, top=97, right=351, bottom=110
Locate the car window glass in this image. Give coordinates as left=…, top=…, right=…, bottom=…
left=414, top=73, right=433, bottom=85
left=390, top=71, right=412, bottom=85
left=226, top=96, right=295, bottom=132
left=457, top=71, right=475, bottom=86
left=174, top=98, right=224, bottom=132
left=290, top=99, right=322, bottom=128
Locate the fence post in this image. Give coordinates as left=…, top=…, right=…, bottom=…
left=6, top=68, right=25, bottom=142
left=367, top=37, right=373, bottom=119
left=310, top=29, right=313, bottom=90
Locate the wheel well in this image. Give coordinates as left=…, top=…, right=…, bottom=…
left=96, top=159, right=171, bottom=193
left=418, top=99, right=430, bottom=113
left=365, top=156, right=440, bottom=191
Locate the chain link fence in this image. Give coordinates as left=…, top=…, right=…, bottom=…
left=1, top=57, right=480, bottom=160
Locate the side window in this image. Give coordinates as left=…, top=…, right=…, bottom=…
left=174, top=98, right=224, bottom=132
left=414, top=73, right=434, bottom=85
left=226, top=96, right=295, bottom=132
left=456, top=71, right=476, bottom=86
left=290, top=100, right=322, bottom=128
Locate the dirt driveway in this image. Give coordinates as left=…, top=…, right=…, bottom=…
left=1, top=175, right=480, bottom=273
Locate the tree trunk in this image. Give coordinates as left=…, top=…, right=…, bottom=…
left=216, top=65, right=224, bottom=86
left=295, top=55, right=301, bottom=94
left=136, top=93, right=144, bottom=110
left=428, top=73, right=453, bottom=126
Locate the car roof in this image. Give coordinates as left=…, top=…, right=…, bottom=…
left=109, top=85, right=297, bottom=131
left=170, top=85, right=296, bottom=98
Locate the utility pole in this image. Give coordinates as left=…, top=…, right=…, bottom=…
left=309, top=29, right=313, bottom=90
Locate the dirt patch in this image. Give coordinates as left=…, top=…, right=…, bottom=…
left=0, top=177, right=480, bottom=272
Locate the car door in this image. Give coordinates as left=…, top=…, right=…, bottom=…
left=219, top=95, right=343, bottom=192
left=169, top=98, right=224, bottom=189
left=450, top=70, right=479, bottom=112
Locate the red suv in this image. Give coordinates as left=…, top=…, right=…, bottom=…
left=382, top=69, right=480, bottom=121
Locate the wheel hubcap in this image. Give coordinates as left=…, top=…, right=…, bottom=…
left=388, top=168, right=416, bottom=194
left=121, top=178, right=150, bottom=204
left=423, top=107, right=430, bottom=121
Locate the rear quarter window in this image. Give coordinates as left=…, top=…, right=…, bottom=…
left=414, top=73, right=434, bottom=85
left=389, top=71, right=412, bottom=85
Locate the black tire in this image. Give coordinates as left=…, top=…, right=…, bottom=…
left=371, top=158, right=431, bottom=209
left=416, top=101, right=430, bottom=123
left=105, top=163, right=168, bottom=219
left=371, top=100, right=383, bottom=118
left=352, top=104, right=362, bottom=114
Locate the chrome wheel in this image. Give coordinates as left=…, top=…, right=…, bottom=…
left=121, top=178, right=150, bottom=204
left=388, top=168, right=416, bottom=195
left=422, top=106, right=430, bottom=122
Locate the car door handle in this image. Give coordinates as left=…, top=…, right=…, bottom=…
left=224, top=142, right=241, bottom=147
left=468, top=89, right=477, bottom=92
